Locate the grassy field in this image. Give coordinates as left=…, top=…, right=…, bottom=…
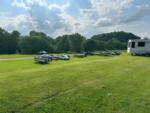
left=0, top=53, right=150, bottom=113
left=0, top=54, right=33, bottom=59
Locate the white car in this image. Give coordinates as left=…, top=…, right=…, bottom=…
left=59, top=55, right=70, bottom=60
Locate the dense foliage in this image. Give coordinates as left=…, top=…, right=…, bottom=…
left=55, top=33, right=85, bottom=53
left=19, top=31, right=54, bottom=54
left=0, top=27, right=140, bottom=54
left=92, top=31, right=140, bottom=50
left=0, top=28, right=20, bottom=54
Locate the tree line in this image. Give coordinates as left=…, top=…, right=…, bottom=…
left=0, top=27, right=140, bottom=54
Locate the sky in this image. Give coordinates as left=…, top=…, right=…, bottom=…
left=0, top=0, right=150, bottom=38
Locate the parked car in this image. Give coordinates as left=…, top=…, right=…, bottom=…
left=49, top=55, right=60, bottom=60
left=98, top=51, right=121, bottom=56
left=74, top=53, right=87, bottom=58
left=34, top=51, right=52, bottom=64
left=93, top=52, right=100, bottom=55
left=113, top=51, right=121, bottom=55
left=38, top=51, right=47, bottom=55
left=34, top=54, right=51, bottom=64
left=59, top=55, right=70, bottom=60
left=49, top=54, right=70, bottom=60
left=99, top=51, right=113, bottom=56
left=84, top=52, right=95, bottom=56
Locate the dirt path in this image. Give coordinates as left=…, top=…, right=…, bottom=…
left=0, top=57, right=32, bottom=61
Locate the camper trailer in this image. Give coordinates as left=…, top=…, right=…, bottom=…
left=127, top=39, right=150, bottom=56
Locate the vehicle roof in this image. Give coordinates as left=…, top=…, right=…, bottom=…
left=128, top=39, right=150, bottom=42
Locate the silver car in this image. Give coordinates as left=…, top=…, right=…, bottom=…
left=59, top=55, right=70, bottom=60
left=34, top=54, right=52, bottom=64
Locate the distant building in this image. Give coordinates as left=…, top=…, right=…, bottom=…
left=127, top=39, right=150, bottom=56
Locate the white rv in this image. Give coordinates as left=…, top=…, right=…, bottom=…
left=127, top=39, right=150, bottom=56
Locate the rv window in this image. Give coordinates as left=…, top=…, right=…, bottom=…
left=138, top=42, right=145, bottom=47
left=131, top=42, right=135, bottom=48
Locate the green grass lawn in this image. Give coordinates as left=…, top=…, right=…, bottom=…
left=0, top=54, right=33, bottom=59
left=0, top=53, right=150, bottom=113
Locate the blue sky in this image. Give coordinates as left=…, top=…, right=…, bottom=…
left=0, top=0, right=150, bottom=38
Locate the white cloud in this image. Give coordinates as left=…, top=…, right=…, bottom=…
left=12, top=0, right=47, bottom=10
left=121, top=0, right=134, bottom=6
left=12, top=0, right=29, bottom=9
left=0, top=14, right=28, bottom=30
left=94, top=18, right=113, bottom=27
left=0, top=12, right=37, bottom=35
left=93, top=3, right=150, bottom=28
left=48, top=4, right=60, bottom=10
left=90, top=0, right=134, bottom=16
left=2, top=0, right=149, bottom=38
left=11, top=0, right=74, bottom=36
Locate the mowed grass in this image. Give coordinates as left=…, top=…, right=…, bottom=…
left=0, top=54, right=33, bottom=59
left=0, top=53, right=150, bottom=113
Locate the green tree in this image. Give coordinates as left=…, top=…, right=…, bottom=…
left=19, top=31, right=54, bottom=54
left=92, top=31, right=140, bottom=50
left=84, top=39, right=98, bottom=52
left=11, top=30, right=20, bottom=53
left=55, top=33, right=86, bottom=53
left=106, top=38, right=124, bottom=50
left=69, top=33, right=86, bottom=52
left=0, top=28, right=19, bottom=54
left=55, top=35, right=70, bottom=53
